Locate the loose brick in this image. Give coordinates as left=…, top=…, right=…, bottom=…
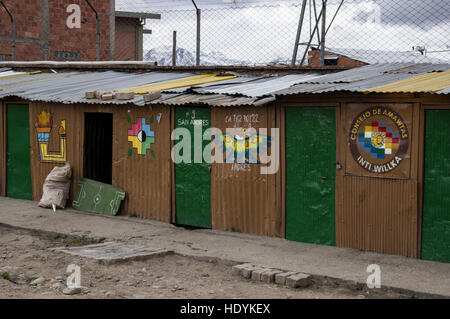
left=231, top=263, right=253, bottom=276
left=275, top=271, right=299, bottom=285
left=115, top=91, right=135, bottom=100
left=143, top=91, right=162, bottom=102
left=286, top=273, right=312, bottom=288
left=241, top=265, right=258, bottom=279
left=260, top=269, right=283, bottom=284
left=251, top=268, right=269, bottom=282
left=85, top=91, right=96, bottom=99
left=101, top=93, right=113, bottom=100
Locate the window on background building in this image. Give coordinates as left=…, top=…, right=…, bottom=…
left=324, top=56, right=339, bottom=66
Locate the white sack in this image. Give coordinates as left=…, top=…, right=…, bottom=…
left=38, top=163, right=72, bottom=209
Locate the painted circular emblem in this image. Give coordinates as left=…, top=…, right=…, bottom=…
left=349, top=106, right=409, bottom=173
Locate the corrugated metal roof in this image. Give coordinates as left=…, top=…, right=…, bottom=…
left=437, top=87, right=450, bottom=95
left=0, top=70, right=277, bottom=106
left=153, top=93, right=275, bottom=107
left=162, top=75, right=267, bottom=93
left=303, top=63, right=415, bottom=83
left=0, top=71, right=196, bottom=104
left=121, top=74, right=237, bottom=94
left=192, top=73, right=320, bottom=97
left=1, top=63, right=448, bottom=108
left=365, top=70, right=450, bottom=94
left=0, top=69, right=29, bottom=80
left=383, top=64, right=450, bottom=74
left=274, top=63, right=450, bottom=96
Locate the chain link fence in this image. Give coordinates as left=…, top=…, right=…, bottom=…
left=116, top=0, right=449, bottom=66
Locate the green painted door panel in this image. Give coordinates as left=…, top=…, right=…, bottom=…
left=286, top=107, right=336, bottom=245
left=175, top=107, right=211, bottom=228
left=6, top=104, right=32, bottom=200
left=422, top=110, right=450, bottom=263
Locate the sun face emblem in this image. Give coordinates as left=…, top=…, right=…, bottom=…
left=371, top=132, right=385, bottom=149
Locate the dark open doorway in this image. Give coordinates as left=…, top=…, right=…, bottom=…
left=84, top=113, right=113, bottom=184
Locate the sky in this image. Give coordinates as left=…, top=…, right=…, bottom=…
left=116, top=0, right=450, bottom=64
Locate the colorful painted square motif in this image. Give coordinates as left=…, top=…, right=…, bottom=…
left=349, top=106, right=409, bottom=174
left=357, top=121, right=400, bottom=159
left=127, top=117, right=155, bottom=155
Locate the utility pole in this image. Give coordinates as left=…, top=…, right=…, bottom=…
left=299, top=7, right=323, bottom=66
left=319, top=0, right=327, bottom=67
left=192, top=0, right=201, bottom=66
left=291, top=0, right=308, bottom=66
left=173, top=31, right=177, bottom=66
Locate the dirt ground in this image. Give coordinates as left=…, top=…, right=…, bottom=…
left=0, top=225, right=418, bottom=299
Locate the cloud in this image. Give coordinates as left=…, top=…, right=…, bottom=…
left=139, top=1, right=449, bottom=64
left=376, top=0, right=449, bottom=29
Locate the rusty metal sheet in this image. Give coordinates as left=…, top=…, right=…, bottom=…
left=210, top=105, right=280, bottom=237
left=336, top=175, right=418, bottom=257
left=28, top=102, right=172, bottom=222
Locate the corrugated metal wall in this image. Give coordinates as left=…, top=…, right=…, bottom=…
left=335, top=102, right=419, bottom=257
left=28, top=102, right=171, bottom=222
left=112, top=105, right=171, bottom=222
left=210, top=105, right=281, bottom=237
left=29, top=102, right=86, bottom=201
left=336, top=175, right=418, bottom=257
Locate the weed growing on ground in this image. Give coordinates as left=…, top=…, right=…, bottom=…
left=25, top=276, right=38, bottom=283
left=1, top=272, right=11, bottom=281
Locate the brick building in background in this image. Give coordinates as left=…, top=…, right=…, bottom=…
left=0, top=0, right=159, bottom=61
left=115, top=11, right=159, bottom=61
left=307, top=47, right=368, bottom=68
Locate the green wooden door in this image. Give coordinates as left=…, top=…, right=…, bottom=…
left=286, top=107, right=336, bottom=245
left=174, top=107, right=211, bottom=228
left=6, top=104, right=32, bottom=200
left=422, top=110, right=450, bottom=263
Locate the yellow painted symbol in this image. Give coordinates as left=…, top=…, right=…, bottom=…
left=36, top=110, right=67, bottom=163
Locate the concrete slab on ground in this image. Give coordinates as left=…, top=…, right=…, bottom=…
left=51, top=242, right=173, bottom=265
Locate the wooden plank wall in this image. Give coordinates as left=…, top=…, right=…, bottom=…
left=28, top=102, right=171, bottom=222
left=210, top=105, right=281, bottom=237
